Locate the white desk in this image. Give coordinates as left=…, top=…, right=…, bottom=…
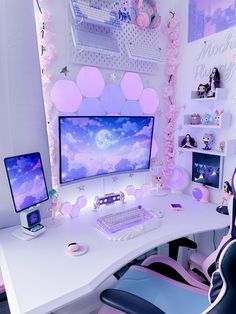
left=0, top=194, right=229, bottom=314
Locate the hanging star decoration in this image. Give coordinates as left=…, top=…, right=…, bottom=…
left=60, top=66, right=69, bottom=76
left=177, top=124, right=183, bottom=131
left=112, top=176, right=118, bottom=183
left=110, top=73, right=116, bottom=81
left=77, top=185, right=85, bottom=191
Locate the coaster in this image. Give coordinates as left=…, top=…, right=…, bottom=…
left=65, top=243, right=89, bottom=256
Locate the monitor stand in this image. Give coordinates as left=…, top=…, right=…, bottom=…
left=43, top=215, right=63, bottom=228
left=150, top=187, right=169, bottom=197
left=216, top=205, right=229, bottom=215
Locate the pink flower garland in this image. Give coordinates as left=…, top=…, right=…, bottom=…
left=36, top=1, right=58, bottom=188
left=162, top=12, right=180, bottom=177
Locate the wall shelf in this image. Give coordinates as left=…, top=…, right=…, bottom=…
left=71, top=25, right=120, bottom=55
left=69, top=0, right=121, bottom=30
left=178, top=136, right=236, bottom=157
left=126, top=42, right=165, bottom=63
left=191, top=88, right=226, bottom=101
left=183, top=113, right=231, bottom=129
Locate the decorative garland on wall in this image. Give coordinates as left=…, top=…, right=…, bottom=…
left=35, top=0, right=58, bottom=189
left=162, top=12, right=180, bottom=178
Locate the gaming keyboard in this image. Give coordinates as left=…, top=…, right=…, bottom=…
left=126, top=42, right=165, bottom=63
left=97, top=206, right=161, bottom=241
left=69, top=0, right=121, bottom=29
left=71, top=27, right=120, bottom=54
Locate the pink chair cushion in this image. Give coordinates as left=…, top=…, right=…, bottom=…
left=0, top=270, right=5, bottom=293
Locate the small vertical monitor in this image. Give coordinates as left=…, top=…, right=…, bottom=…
left=192, top=152, right=223, bottom=190
left=4, top=152, right=49, bottom=213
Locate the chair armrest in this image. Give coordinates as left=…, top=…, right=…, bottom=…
left=100, top=288, right=165, bottom=314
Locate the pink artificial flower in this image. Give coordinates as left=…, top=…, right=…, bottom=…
left=42, top=9, right=52, bottom=23
left=167, top=56, right=178, bottom=66
left=170, top=31, right=179, bottom=41
left=169, top=16, right=180, bottom=28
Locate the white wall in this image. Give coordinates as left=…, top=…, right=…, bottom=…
left=0, top=0, right=52, bottom=228
left=173, top=0, right=236, bottom=205
left=36, top=0, right=175, bottom=207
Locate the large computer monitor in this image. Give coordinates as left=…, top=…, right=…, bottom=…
left=192, top=152, right=224, bottom=190
left=4, top=152, right=49, bottom=213
left=59, top=116, right=155, bottom=184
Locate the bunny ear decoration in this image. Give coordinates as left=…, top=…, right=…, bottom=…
left=215, top=109, right=219, bottom=115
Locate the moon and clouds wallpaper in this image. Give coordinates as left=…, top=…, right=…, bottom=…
left=4, top=152, right=49, bottom=212
left=59, top=116, right=154, bottom=184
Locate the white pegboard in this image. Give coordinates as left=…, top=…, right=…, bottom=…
left=68, top=0, right=162, bottom=74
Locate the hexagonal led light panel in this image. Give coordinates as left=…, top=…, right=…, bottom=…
left=100, top=85, right=125, bottom=114
left=50, top=80, right=82, bottom=112
left=121, top=100, right=143, bottom=116
left=121, top=72, right=143, bottom=100
left=140, top=88, right=159, bottom=114
left=76, top=66, right=105, bottom=98
left=78, top=98, right=105, bottom=116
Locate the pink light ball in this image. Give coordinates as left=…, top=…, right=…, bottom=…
left=125, top=185, right=135, bottom=195
left=121, top=72, right=143, bottom=100
left=139, top=88, right=159, bottom=114
left=76, top=66, right=105, bottom=98
left=166, top=167, right=189, bottom=192
left=50, top=80, right=82, bottom=112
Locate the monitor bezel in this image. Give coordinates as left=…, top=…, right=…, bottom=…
left=59, top=115, right=155, bottom=185
left=4, top=152, right=49, bottom=213
left=191, top=152, right=224, bottom=191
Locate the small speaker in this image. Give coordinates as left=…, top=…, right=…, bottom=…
left=192, top=185, right=210, bottom=203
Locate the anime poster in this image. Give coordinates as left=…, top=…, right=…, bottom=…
left=188, top=0, right=236, bottom=42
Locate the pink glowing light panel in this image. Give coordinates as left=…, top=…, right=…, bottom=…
left=4, top=152, right=49, bottom=213
left=59, top=116, right=154, bottom=184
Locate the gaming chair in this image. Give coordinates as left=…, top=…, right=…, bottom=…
left=99, top=170, right=236, bottom=314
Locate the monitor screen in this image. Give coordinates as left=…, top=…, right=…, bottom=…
left=4, top=152, right=49, bottom=213
left=59, top=116, right=154, bottom=184
left=192, top=152, right=223, bottom=190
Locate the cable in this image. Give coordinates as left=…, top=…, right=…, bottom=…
left=213, top=230, right=217, bottom=250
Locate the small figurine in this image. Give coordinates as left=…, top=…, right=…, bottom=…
left=202, top=133, right=215, bottom=150
left=201, top=113, right=213, bottom=125
left=216, top=181, right=232, bottom=215
left=207, top=67, right=220, bottom=97
left=191, top=113, right=201, bottom=125
left=197, top=83, right=210, bottom=98
left=181, top=134, right=196, bottom=148
left=214, top=109, right=224, bottom=125
left=219, top=140, right=225, bottom=152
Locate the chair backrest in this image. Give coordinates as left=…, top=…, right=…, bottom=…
left=202, top=239, right=236, bottom=314
left=202, top=169, right=236, bottom=313
left=202, top=196, right=236, bottom=281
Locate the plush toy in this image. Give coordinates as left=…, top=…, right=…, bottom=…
left=197, top=83, right=210, bottom=98
left=191, top=113, right=201, bottom=125
left=214, top=109, right=224, bottom=125
left=202, top=133, right=215, bottom=150
left=201, top=113, right=213, bottom=125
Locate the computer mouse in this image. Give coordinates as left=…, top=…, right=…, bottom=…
left=67, top=242, right=80, bottom=252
